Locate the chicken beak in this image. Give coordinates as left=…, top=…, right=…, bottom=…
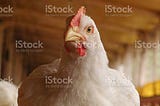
left=65, top=27, right=85, bottom=42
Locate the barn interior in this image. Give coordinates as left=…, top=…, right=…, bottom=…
left=0, top=0, right=160, bottom=105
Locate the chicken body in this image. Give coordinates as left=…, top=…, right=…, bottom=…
left=18, top=7, right=140, bottom=106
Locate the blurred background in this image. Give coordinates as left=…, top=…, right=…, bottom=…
left=0, top=0, right=160, bottom=105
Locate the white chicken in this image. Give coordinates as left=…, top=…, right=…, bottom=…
left=0, top=81, right=18, bottom=106
left=18, top=6, right=140, bottom=106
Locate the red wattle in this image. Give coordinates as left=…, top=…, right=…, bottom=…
left=77, top=45, right=86, bottom=56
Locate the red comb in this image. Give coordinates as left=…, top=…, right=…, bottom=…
left=70, top=6, right=86, bottom=27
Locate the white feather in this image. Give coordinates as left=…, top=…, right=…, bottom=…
left=0, top=81, right=18, bottom=106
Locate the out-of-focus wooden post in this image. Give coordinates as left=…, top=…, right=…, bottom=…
left=1, top=26, right=24, bottom=85
left=153, top=26, right=160, bottom=96
left=0, top=27, right=4, bottom=78
left=1, top=27, right=14, bottom=79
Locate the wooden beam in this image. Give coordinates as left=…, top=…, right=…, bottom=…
left=14, top=22, right=64, bottom=40
left=104, top=42, right=126, bottom=54
left=15, top=8, right=66, bottom=29
left=1, top=27, right=15, bottom=79
left=107, top=0, right=160, bottom=12
left=100, top=25, right=139, bottom=44
left=84, top=0, right=160, bottom=31
left=0, top=27, right=4, bottom=77
left=1, top=0, right=159, bottom=31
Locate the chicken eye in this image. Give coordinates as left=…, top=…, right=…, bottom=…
left=86, top=25, right=94, bottom=34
